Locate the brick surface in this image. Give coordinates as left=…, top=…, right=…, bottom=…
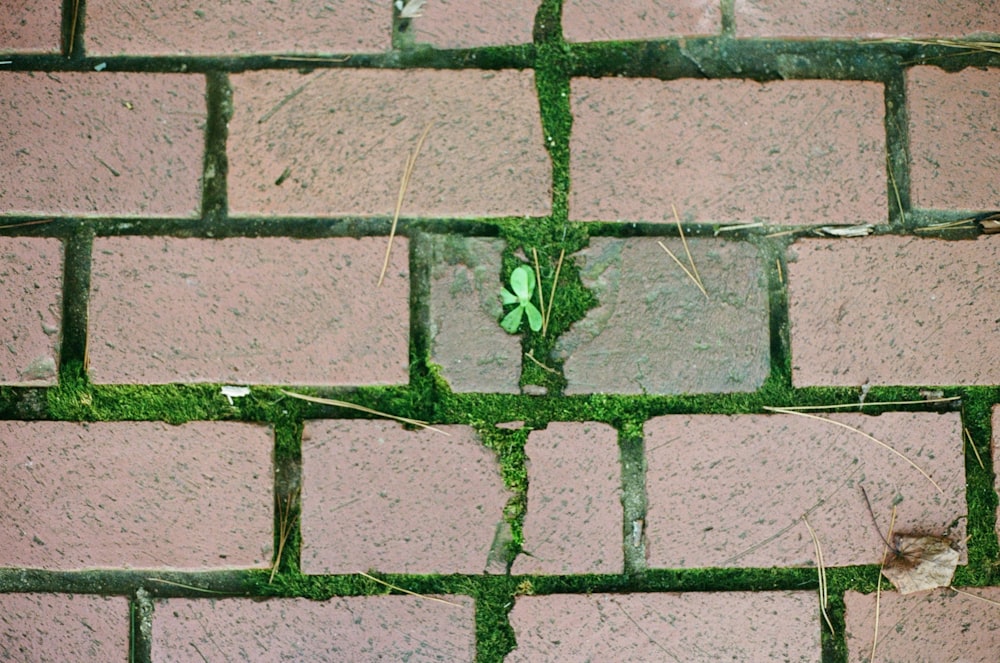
left=88, top=236, right=409, bottom=385
left=0, top=421, right=272, bottom=570
left=229, top=69, right=551, bottom=218
left=0, top=72, right=204, bottom=217
left=0, top=593, right=128, bottom=662
left=644, top=412, right=965, bottom=568
left=554, top=237, right=770, bottom=394
left=0, top=0, right=61, bottom=53
left=844, top=588, right=1000, bottom=662
left=508, top=591, right=820, bottom=661
left=563, top=0, right=721, bottom=42
left=423, top=235, right=521, bottom=393
left=86, top=0, right=389, bottom=56
left=153, top=595, right=475, bottom=661
left=513, top=422, right=623, bottom=574
left=788, top=236, right=1000, bottom=387
left=301, top=421, right=511, bottom=574
left=907, top=67, right=1000, bottom=211
left=0, top=237, right=62, bottom=386
left=735, top=0, right=1000, bottom=38
left=569, top=78, right=886, bottom=225
left=409, top=0, right=537, bottom=48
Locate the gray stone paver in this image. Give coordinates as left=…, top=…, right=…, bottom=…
left=555, top=237, right=770, bottom=394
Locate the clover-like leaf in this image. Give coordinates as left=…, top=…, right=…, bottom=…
left=524, top=301, right=543, bottom=332
left=500, top=305, right=524, bottom=333
left=509, top=265, right=535, bottom=302
left=500, top=287, right=519, bottom=306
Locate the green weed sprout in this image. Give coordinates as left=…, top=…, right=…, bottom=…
left=500, top=265, right=542, bottom=333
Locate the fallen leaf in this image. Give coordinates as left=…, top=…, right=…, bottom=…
left=881, top=534, right=959, bottom=595
left=397, top=0, right=425, bottom=18
left=221, top=385, right=251, bottom=405
left=818, top=224, right=874, bottom=237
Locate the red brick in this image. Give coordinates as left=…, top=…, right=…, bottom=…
left=553, top=237, right=770, bottom=394
left=508, top=592, right=820, bottom=661
left=0, top=0, right=61, bottom=53
left=88, top=236, right=409, bottom=385
left=85, top=0, right=389, bottom=56
left=152, top=595, right=475, bottom=661
left=301, top=421, right=511, bottom=574
left=425, top=235, right=521, bottom=393
left=907, top=67, right=1000, bottom=211
left=845, top=588, right=1000, bottom=662
left=788, top=236, right=1000, bottom=387
left=409, top=0, right=537, bottom=48
left=228, top=69, right=550, bottom=218
left=735, top=0, right=1000, bottom=38
left=569, top=78, right=886, bottom=225
left=0, top=593, right=128, bottom=661
left=513, top=423, right=623, bottom=574
left=0, top=237, right=62, bottom=386
left=563, top=0, right=721, bottom=42
left=0, top=421, right=272, bottom=570
left=644, top=412, right=965, bottom=568
left=0, top=72, right=204, bottom=217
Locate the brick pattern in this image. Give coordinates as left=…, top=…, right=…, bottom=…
left=0, top=237, right=62, bottom=385
left=409, top=0, right=539, bottom=48
left=562, top=0, right=722, bottom=42
left=0, top=0, right=62, bottom=54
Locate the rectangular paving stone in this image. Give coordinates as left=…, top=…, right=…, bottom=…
left=0, top=0, right=62, bottom=53
left=507, top=591, right=820, bottom=661
left=788, top=236, right=1000, bottom=387
left=512, top=422, right=623, bottom=574
left=423, top=235, right=521, bottom=393
left=563, top=0, right=721, bottom=42
left=0, top=72, right=204, bottom=217
left=88, top=236, right=409, bottom=385
left=907, top=66, right=1000, bottom=211
left=152, top=595, right=475, bottom=661
left=409, top=0, right=537, bottom=48
left=553, top=237, right=770, bottom=394
left=0, top=421, right=273, bottom=570
left=301, top=421, right=511, bottom=574
left=845, top=588, right=1000, bottom=662
left=228, top=69, right=551, bottom=218
left=86, top=0, right=390, bottom=55
left=0, top=593, right=128, bottom=662
left=644, top=412, right=965, bottom=569
left=569, top=78, right=886, bottom=225
left=735, top=0, right=1000, bottom=38
left=1, top=237, right=62, bottom=385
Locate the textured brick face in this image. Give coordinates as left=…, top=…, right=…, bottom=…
left=0, top=594, right=128, bottom=662
left=0, top=0, right=62, bottom=53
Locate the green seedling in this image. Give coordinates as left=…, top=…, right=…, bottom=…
left=500, top=265, right=542, bottom=333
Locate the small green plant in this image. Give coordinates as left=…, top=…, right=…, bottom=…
left=500, top=265, right=542, bottom=333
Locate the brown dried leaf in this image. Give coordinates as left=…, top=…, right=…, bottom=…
left=881, top=534, right=959, bottom=595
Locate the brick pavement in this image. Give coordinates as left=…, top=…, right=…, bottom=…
left=2, top=1, right=999, bottom=660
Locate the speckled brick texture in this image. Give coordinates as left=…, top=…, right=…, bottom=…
left=300, top=421, right=511, bottom=574
left=507, top=592, right=820, bottom=661
left=844, top=588, right=1000, bottom=662
left=907, top=67, right=1000, bottom=211
left=422, top=235, right=521, bottom=393
left=570, top=78, right=886, bottom=225
left=0, top=421, right=273, bottom=570
left=644, top=412, right=965, bottom=568
left=513, top=422, right=623, bottom=574
left=562, top=0, right=722, bottom=42
left=0, top=236, right=62, bottom=386
left=228, top=69, right=551, bottom=218
left=0, top=594, right=128, bottom=662
left=0, top=0, right=61, bottom=53
left=88, top=236, right=409, bottom=385
left=554, top=237, right=770, bottom=394
left=152, top=595, right=475, bottom=661
left=408, top=0, right=538, bottom=48
left=787, top=236, right=1000, bottom=387
left=735, top=0, right=1000, bottom=38
left=0, top=72, right=205, bottom=217
left=86, top=0, right=390, bottom=56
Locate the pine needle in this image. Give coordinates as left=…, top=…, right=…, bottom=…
left=771, top=396, right=960, bottom=411
left=763, top=406, right=944, bottom=494
left=544, top=248, right=565, bottom=336
left=144, top=578, right=228, bottom=594
left=673, top=204, right=704, bottom=292
left=964, top=426, right=985, bottom=470
left=803, top=515, right=834, bottom=633
left=870, top=506, right=897, bottom=663
left=887, top=154, right=905, bottom=225
left=532, top=248, right=546, bottom=333
left=280, top=390, right=449, bottom=435
left=913, top=218, right=977, bottom=233
left=378, top=121, right=432, bottom=287
left=358, top=572, right=464, bottom=607
left=949, top=587, right=1000, bottom=608
left=269, top=488, right=300, bottom=583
